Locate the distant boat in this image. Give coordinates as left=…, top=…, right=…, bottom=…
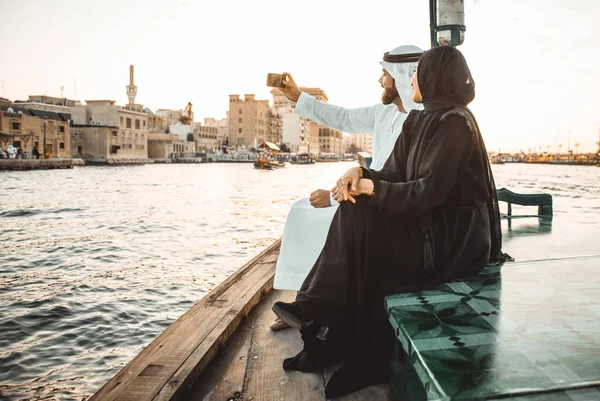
left=253, top=141, right=286, bottom=170
left=254, top=158, right=285, bottom=170
left=316, top=153, right=340, bottom=162
left=289, top=153, right=315, bottom=165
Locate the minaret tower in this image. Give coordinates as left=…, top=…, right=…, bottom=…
left=126, top=65, right=137, bottom=105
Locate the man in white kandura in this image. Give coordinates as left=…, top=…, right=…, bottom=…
left=271, top=44, right=423, bottom=330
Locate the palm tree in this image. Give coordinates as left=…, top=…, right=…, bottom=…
left=575, top=143, right=579, bottom=155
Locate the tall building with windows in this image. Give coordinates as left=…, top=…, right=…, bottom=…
left=271, top=87, right=329, bottom=154
left=228, top=94, right=270, bottom=148
left=193, top=123, right=219, bottom=152
left=0, top=104, right=70, bottom=157
left=344, top=133, right=373, bottom=153
left=71, top=100, right=150, bottom=161
left=318, top=126, right=343, bottom=155
left=268, top=109, right=283, bottom=146
left=204, top=116, right=229, bottom=148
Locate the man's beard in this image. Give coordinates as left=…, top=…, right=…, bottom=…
left=381, top=86, right=400, bottom=105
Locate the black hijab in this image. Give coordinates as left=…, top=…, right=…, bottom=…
left=417, top=45, right=475, bottom=112
left=416, top=46, right=509, bottom=263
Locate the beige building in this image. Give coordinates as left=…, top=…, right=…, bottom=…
left=146, top=112, right=191, bottom=159
left=268, top=108, right=283, bottom=146
left=0, top=105, right=70, bottom=157
left=271, top=90, right=309, bottom=152
left=309, top=123, right=320, bottom=154
left=319, top=126, right=343, bottom=155
left=13, top=95, right=79, bottom=113
left=204, top=116, right=229, bottom=148
left=271, top=87, right=329, bottom=154
left=71, top=100, right=150, bottom=161
left=228, top=94, right=271, bottom=148
left=148, top=113, right=169, bottom=133
left=194, top=124, right=219, bottom=152
left=344, top=133, right=373, bottom=153
left=147, top=132, right=191, bottom=159
left=71, top=124, right=118, bottom=159
left=156, top=106, right=194, bottom=127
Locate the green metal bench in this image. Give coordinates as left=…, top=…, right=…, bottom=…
left=385, top=256, right=600, bottom=400
left=496, top=187, right=553, bottom=220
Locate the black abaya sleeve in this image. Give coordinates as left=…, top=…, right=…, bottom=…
left=367, top=115, right=475, bottom=219
left=361, top=111, right=416, bottom=184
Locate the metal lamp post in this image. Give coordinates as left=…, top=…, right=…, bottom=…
left=429, top=0, right=466, bottom=48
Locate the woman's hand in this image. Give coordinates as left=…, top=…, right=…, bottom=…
left=331, top=167, right=363, bottom=203
left=332, top=178, right=374, bottom=203
left=349, top=179, right=374, bottom=197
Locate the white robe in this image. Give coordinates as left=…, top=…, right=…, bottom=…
left=273, top=93, right=409, bottom=290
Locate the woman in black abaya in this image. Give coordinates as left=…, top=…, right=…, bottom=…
left=273, top=45, right=508, bottom=398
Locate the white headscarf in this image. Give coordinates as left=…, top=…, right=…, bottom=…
left=380, top=45, right=424, bottom=112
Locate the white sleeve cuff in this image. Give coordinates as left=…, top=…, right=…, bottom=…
left=294, top=91, right=314, bottom=118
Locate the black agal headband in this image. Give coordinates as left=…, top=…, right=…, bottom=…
left=382, top=52, right=422, bottom=63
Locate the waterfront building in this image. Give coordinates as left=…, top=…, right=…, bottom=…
left=147, top=112, right=191, bottom=159
left=267, top=108, right=283, bottom=147
left=228, top=94, right=270, bottom=148
left=0, top=104, right=70, bottom=158
left=13, top=95, right=79, bottom=113
left=271, top=87, right=330, bottom=154
left=193, top=123, right=219, bottom=152
left=147, top=133, right=190, bottom=158
left=204, top=117, right=229, bottom=148
left=318, top=126, right=343, bottom=155
left=344, top=133, right=373, bottom=153
left=71, top=100, right=149, bottom=162
left=69, top=65, right=153, bottom=162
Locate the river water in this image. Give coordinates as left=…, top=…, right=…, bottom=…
left=1, top=162, right=599, bottom=400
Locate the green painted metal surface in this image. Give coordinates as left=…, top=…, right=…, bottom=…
left=386, top=256, right=600, bottom=400
left=497, top=187, right=553, bottom=219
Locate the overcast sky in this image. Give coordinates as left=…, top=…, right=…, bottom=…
left=0, top=0, right=598, bottom=152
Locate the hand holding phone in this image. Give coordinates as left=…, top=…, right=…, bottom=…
left=266, top=73, right=285, bottom=88
left=266, top=72, right=301, bottom=103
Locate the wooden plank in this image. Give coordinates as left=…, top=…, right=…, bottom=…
left=187, top=314, right=254, bottom=401
left=157, top=268, right=276, bottom=400
left=187, top=289, right=395, bottom=401
left=116, top=264, right=275, bottom=401
left=244, top=290, right=326, bottom=401
left=188, top=290, right=299, bottom=401
left=90, top=239, right=281, bottom=401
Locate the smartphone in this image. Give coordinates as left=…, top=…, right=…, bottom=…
left=266, top=73, right=285, bottom=88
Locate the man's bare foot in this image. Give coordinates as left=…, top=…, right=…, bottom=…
left=270, top=316, right=290, bottom=331
left=309, top=189, right=332, bottom=208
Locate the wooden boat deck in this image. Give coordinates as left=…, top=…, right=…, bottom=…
left=190, top=289, right=394, bottom=401
left=90, top=216, right=600, bottom=401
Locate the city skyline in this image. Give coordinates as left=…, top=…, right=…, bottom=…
left=1, top=0, right=599, bottom=153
